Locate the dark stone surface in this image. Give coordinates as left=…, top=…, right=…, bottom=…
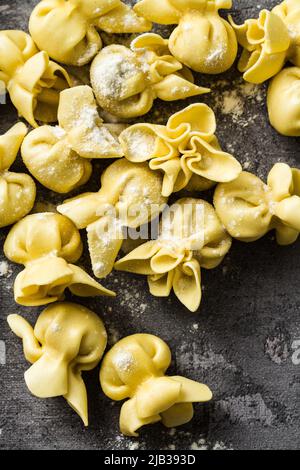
left=0, top=0, right=299, bottom=450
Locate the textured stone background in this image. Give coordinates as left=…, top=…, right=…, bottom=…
left=0, top=0, right=299, bottom=450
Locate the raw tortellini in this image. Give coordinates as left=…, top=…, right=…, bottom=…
left=134, top=0, right=238, bottom=74
left=21, top=85, right=124, bottom=193
left=230, top=9, right=290, bottom=84
left=58, top=159, right=167, bottom=279
left=273, top=0, right=300, bottom=67
left=29, top=0, right=151, bottom=67
left=120, top=103, right=242, bottom=197
left=4, top=213, right=115, bottom=306
left=90, top=33, right=209, bottom=119
left=100, top=334, right=213, bottom=436
left=0, top=30, right=71, bottom=127
left=8, top=302, right=107, bottom=426
left=214, top=163, right=300, bottom=245
left=267, top=67, right=300, bottom=136
left=115, top=198, right=232, bottom=312
left=0, top=123, right=36, bottom=228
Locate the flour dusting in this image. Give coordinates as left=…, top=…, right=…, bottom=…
left=0, top=261, right=11, bottom=278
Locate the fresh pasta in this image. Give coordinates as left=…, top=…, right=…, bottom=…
left=214, top=163, right=300, bottom=245
left=58, top=159, right=167, bottom=279
left=29, top=0, right=151, bottom=67
left=115, top=198, right=232, bottom=312
left=0, top=30, right=71, bottom=127
left=90, top=33, right=209, bottom=119
left=4, top=213, right=115, bottom=306
left=134, top=0, right=238, bottom=74
left=273, top=0, right=300, bottom=67
left=0, top=123, right=36, bottom=228
left=229, top=10, right=290, bottom=83
left=21, top=86, right=123, bottom=193
left=120, top=103, right=241, bottom=197
left=8, top=302, right=107, bottom=426
left=100, top=334, right=213, bottom=436
left=267, top=67, right=300, bottom=136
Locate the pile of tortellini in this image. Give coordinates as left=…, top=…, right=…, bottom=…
left=1, top=0, right=300, bottom=436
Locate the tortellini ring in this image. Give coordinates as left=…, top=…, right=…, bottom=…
left=229, top=9, right=290, bottom=84
left=8, top=302, right=107, bottom=426
left=100, top=334, right=213, bottom=436
left=214, top=163, right=300, bottom=245
left=119, top=103, right=242, bottom=197
left=267, top=67, right=300, bottom=136
left=21, top=86, right=124, bottom=193
left=134, top=0, right=238, bottom=74
left=4, top=213, right=115, bottom=306
left=115, top=198, right=232, bottom=312
left=0, top=30, right=71, bottom=127
left=58, top=159, right=167, bottom=279
left=29, top=0, right=151, bottom=66
left=0, top=123, right=36, bottom=228
left=273, top=0, right=300, bottom=67
left=90, top=34, right=209, bottom=119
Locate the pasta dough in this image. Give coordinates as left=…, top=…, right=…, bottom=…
left=229, top=10, right=290, bottom=83
left=120, top=103, right=242, bottom=197
left=134, top=0, right=238, bottom=74
left=29, top=0, right=151, bottom=67
left=0, top=123, right=36, bottom=228
left=58, top=159, right=167, bottom=279
left=0, top=30, right=71, bottom=127
left=100, top=334, right=213, bottom=436
left=214, top=163, right=300, bottom=245
left=115, top=198, right=232, bottom=312
left=8, top=302, right=107, bottom=426
left=4, top=213, right=115, bottom=306
left=21, top=86, right=123, bottom=193
left=273, top=0, right=300, bottom=66
left=267, top=67, right=300, bottom=137
left=90, top=33, right=209, bottom=119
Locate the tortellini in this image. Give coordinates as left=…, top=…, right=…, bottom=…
left=29, top=0, right=151, bottom=67
left=214, top=163, right=300, bottom=245
left=58, top=159, right=167, bottom=279
left=0, top=30, right=71, bottom=127
left=21, top=86, right=123, bottom=193
left=267, top=67, right=300, bottom=136
left=229, top=10, right=290, bottom=84
left=273, top=0, right=300, bottom=66
left=8, top=302, right=107, bottom=426
left=0, top=123, right=36, bottom=229
left=134, top=0, right=238, bottom=74
left=4, top=213, right=115, bottom=306
left=100, top=334, right=213, bottom=436
left=119, top=103, right=242, bottom=197
left=90, top=34, right=209, bottom=119
left=115, top=198, right=232, bottom=312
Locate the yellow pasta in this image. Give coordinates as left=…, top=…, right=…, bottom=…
left=214, top=163, right=300, bottom=245
left=115, top=198, right=231, bottom=312
left=90, top=33, right=209, bottom=119
left=29, top=0, right=151, bottom=67
left=267, top=67, right=300, bottom=136
left=8, top=302, right=107, bottom=426
left=58, top=159, right=167, bottom=279
left=4, top=213, right=115, bottom=306
left=100, top=334, right=213, bottom=436
left=229, top=10, right=290, bottom=83
left=0, top=30, right=71, bottom=127
left=0, top=123, right=36, bottom=229
left=273, top=0, right=300, bottom=66
left=134, top=0, right=237, bottom=74
left=21, top=86, right=123, bottom=193
left=120, top=103, right=241, bottom=197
